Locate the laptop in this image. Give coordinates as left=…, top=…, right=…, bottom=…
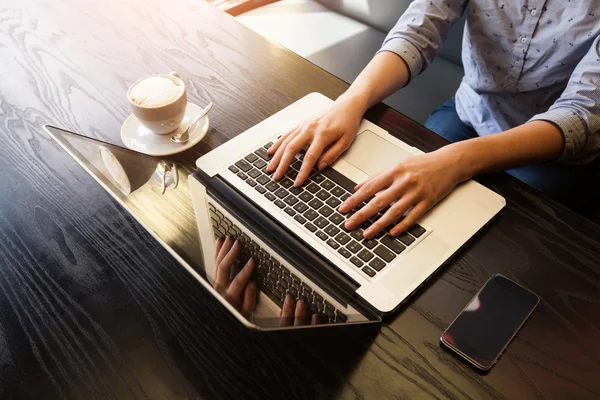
left=193, top=92, right=506, bottom=321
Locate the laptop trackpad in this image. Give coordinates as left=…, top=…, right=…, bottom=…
left=343, top=130, right=412, bottom=175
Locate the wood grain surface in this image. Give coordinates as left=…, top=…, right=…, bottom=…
left=0, top=0, right=599, bottom=399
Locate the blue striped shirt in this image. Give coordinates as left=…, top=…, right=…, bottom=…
left=380, top=0, right=600, bottom=163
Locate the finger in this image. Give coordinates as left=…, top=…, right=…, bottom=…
left=241, top=281, right=257, bottom=316
left=363, top=193, right=418, bottom=239
left=216, top=239, right=240, bottom=288
left=318, top=135, right=353, bottom=171
left=355, top=171, right=381, bottom=191
left=340, top=173, right=394, bottom=215
left=294, top=299, right=310, bottom=326
left=267, top=128, right=299, bottom=172
left=280, top=295, right=295, bottom=327
left=273, top=134, right=310, bottom=181
left=268, top=126, right=295, bottom=155
left=344, top=189, right=398, bottom=233
left=294, top=139, right=328, bottom=186
left=215, top=235, right=233, bottom=266
left=229, top=257, right=255, bottom=297
left=311, top=314, right=320, bottom=325
left=390, top=201, right=431, bottom=236
left=214, top=236, right=223, bottom=263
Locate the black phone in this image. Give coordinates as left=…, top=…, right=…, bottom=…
left=440, top=274, right=539, bottom=371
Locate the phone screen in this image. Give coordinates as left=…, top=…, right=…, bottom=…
left=441, top=275, right=539, bottom=370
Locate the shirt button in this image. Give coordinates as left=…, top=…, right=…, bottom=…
left=521, top=37, right=527, bottom=44
left=514, top=60, right=520, bottom=65
left=531, top=9, right=537, bottom=16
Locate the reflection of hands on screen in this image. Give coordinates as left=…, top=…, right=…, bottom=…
left=280, top=295, right=320, bottom=327
left=214, top=236, right=257, bottom=316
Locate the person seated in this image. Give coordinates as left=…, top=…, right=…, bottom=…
left=266, top=0, right=599, bottom=237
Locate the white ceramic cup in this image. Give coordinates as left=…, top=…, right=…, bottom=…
left=127, top=71, right=187, bottom=134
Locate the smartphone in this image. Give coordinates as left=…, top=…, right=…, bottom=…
left=440, top=274, right=539, bottom=371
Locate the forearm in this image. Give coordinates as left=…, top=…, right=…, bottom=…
left=443, top=121, right=565, bottom=182
left=335, top=52, right=410, bottom=113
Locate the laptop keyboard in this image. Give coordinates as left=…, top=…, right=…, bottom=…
left=209, top=202, right=347, bottom=324
left=227, top=142, right=427, bottom=279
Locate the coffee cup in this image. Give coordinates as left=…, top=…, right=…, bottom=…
left=127, top=71, right=187, bottom=134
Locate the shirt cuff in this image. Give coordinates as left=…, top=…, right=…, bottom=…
left=377, top=38, right=424, bottom=84
left=529, top=108, right=588, bottom=162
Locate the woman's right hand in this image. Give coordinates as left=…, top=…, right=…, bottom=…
left=267, top=96, right=365, bottom=186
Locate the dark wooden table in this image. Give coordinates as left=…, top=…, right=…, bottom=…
left=1, top=0, right=599, bottom=398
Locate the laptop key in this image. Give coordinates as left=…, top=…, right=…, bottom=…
left=316, top=189, right=331, bottom=201
left=248, top=168, right=261, bottom=179
left=288, top=170, right=298, bottom=180
left=335, top=232, right=351, bottom=245
left=289, top=186, right=302, bottom=195
left=362, top=238, right=378, bottom=249
left=237, top=172, right=248, bottom=180
left=308, top=198, right=324, bottom=209
left=324, top=225, right=340, bottom=237
left=246, top=179, right=257, bottom=187
left=349, top=257, right=363, bottom=268
left=314, top=217, right=329, bottom=229
left=265, top=192, right=276, bottom=201
left=341, top=193, right=351, bottom=202
left=256, top=175, right=270, bottom=185
left=346, top=241, right=361, bottom=253
left=284, top=207, right=296, bottom=217
left=312, top=173, right=325, bottom=183
left=350, top=229, right=364, bottom=241
left=369, top=257, right=386, bottom=271
left=374, top=245, right=396, bottom=262
left=228, top=165, right=239, bottom=173
left=245, top=153, right=258, bottom=163
left=326, top=197, right=341, bottom=208
left=321, top=179, right=335, bottom=190
left=397, top=232, right=416, bottom=246
left=305, top=222, right=317, bottom=232
left=362, top=266, right=376, bottom=277
left=357, top=249, right=374, bottom=262
left=284, top=196, right=298, bottom=206
left=274, top=188, right=288, bottom=198
left=304, top=209, right=318, bottom=221
left=294, top=214, right=306, bottom=225
left=235, top=159, right=252, bottom=172
left=291, top=160, right=302, bottom=170
left=254, top=147, right=272, bottom=161
left=280, top=178, right=293, bottom=188
left=330, top=186, right=345, bottom=197
left=338, top=247, right=352, bottom=258
left=408, top=224, right=426, bottom=238
left=265, top=181, right=278, bottom=191
left=306, top=183, right=321, bottom=193
left=321, top=168, right=357, bottom=193
left=336, top=311, right=348, bottom=322
left=264, top=141, right=273, bottom=150
left=293, top=202, right=308, bottom=213
left=298, top=191, right=313, bottom=202
left=274, top=200, right=286, bottom=209
left=381, top=236, right=406, bottom=254
left=316, top=231, right=328, bottom=241
left=253, top=159, right=268, bottom=169
left=318, top=205, right=334, bottom=217
left=329, top=213, right=344, bottom=225
left=326, top=239, right=340, bottom=249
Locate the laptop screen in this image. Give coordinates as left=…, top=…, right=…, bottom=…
left=45, top=125, right=378, bottom=329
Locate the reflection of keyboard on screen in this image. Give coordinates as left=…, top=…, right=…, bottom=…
left=208, top=202, right=347, bottom=324
left=228, top=142, right=427, bottom=278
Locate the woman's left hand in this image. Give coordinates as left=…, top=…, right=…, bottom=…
left=339, top=146, right=468, bottom=239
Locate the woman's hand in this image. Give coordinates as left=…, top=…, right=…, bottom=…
left=214, top=236, right=257, bottom=316
left=267, top=97, right=365, bottom=186
left=340, top=146, right=468, bottom=238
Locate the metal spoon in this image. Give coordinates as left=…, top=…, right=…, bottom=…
left=170, top=102, right=213, bottom=144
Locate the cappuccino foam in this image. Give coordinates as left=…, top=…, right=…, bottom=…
left=129, top=76, right=183, bottom=107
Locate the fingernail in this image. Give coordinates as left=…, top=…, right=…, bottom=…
left=363, top=230, right=372, bottom=239
left=318, top=161, right=328, bottom=170
left=285, top=294, right=293, bottom=304
left=273, top=173, right=281, bottom=181
left=339, top=204, right=349, bottom=213
left=293, top=179, right=301, bottom=187
left=345, top=220, right=356, bottom=230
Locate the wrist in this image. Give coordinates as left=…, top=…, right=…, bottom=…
left=335, top=89, right=370, bottom=116
left=436, top=141, right=477, bottom=183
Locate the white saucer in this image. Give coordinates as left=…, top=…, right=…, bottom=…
left=121, top=102, right=209, bottom=156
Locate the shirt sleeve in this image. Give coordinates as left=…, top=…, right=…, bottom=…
left=529, top=35, right=600, bottom=164
left=377, top=0, right=468, bottom=81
